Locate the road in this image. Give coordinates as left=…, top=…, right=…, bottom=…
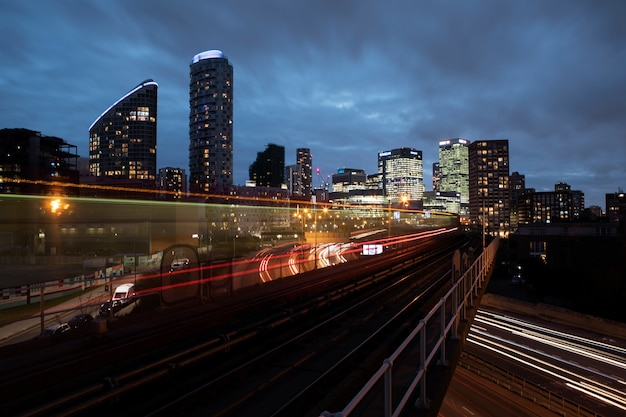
left=440, top=308, right=626, bottom=417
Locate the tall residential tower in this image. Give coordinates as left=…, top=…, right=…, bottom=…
left=88, top=79, right=158, bottom=188
left=296, top=148, right=313, bottom=198
left=189, top=50, right=233, bottom=195
left=469, top=139, right=510, bottom=239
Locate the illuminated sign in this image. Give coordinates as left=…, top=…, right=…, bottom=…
left=378, top=151, right=391, bottom=157
left=362, top=244, right=383, bottom=255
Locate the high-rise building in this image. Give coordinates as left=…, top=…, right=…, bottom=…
left=509, top=171, right=526, bottom=232
left=378, top=147, right=424, bottom=204
left=249, top=143, right=285, bottom=188
left=285, top=164, right=301, bottom=196
left=88, top=79, right=158, bottom=188
left=296, top=148, right=312, bottom=198
left=157, top=167, right=187, bottom=199
left=432, top=162, right=440, bottom=192
left=469, top=139, right=510, bottom=239
left=189, top=50, right=233, bottom=195
left=438, top=138, right=469, bottom=215
left=0, top=128, right=79, bottom=195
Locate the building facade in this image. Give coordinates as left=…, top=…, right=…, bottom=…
left=378, top=147, right=424, bottom=204
left=88, top=79, right=158, bottom=189
left=468, top=139, right=510, bottom=239
left=0, top=128, right=79, bottom=195
left=285, top=164, right=301, bottom=196
left=189, top=50, right=233, bottom=195
left=514, top=182, right=585, bottom=227
left=438, top=138, right=469, bottom=215
left=249, top=143, right=285, bottom=188
left=157, top=167, right=187, bottom=199
left=296, top=148, right=313, bottom=198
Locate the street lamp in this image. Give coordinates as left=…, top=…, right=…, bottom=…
left=387, top=196, right=392, bottom=237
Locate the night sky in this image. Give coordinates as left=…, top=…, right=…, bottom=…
left=1, top=0, right=625, bottom=209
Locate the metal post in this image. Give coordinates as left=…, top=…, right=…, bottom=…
left=439, top=298, right=447, bottom=365
left=39, top=283, right=45, bottom=335
left=452, top=284, right=458, bottom=339
left=415, top=320, right=430, bottom=409
left=384, top=359, right=393, bottom=417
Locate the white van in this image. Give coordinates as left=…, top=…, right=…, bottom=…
left=170, top=258, right=190, bottom=272
left=112, top=283, right=135, bottom=304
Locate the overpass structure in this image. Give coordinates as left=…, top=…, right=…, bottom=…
left=319, top=238, right=499, bottom=417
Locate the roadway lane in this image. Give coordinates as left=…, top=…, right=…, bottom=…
left=459, top=309, right=626, bottom=416
left=439, top=365, right=548, bottom=417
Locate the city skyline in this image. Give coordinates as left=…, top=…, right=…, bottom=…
left=1, top=1, right=625, bottom=209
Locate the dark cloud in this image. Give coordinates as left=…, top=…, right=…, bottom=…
left=1, top=0, right=625, bottom=208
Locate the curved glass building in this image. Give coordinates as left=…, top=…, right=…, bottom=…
left=189, top=50, right=233, bottom=195
left=88, top=79, right=158, bottom=187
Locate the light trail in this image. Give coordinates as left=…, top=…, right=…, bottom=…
left=467, top=309, right=626, bottom=413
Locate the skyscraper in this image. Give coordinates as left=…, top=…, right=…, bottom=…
left=189, top=50, right=233, bottom=195
left=438, top=138, right=469, bottom=215
left=296, top=148, right=312, bottom=198
left=469, top=139, right=510, bottom=239
left=378, top=147, right=424, bottom=203
left=88, top=79, right=158, bottom=188
left=249, top=143, right=285, bottom=188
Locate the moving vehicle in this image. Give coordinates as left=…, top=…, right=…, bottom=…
left=170, top=258, right=190, bottom=272
left=112, top=283, right=135, bottom=305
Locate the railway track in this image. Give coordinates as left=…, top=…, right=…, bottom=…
left=0, top=232, right=470, bottom=417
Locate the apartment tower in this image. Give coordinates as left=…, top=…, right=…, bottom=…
left=189, top=50, right=233, bottom=195
left=468, top=139, right=510, bottom=239
left=88, top=79, right=158, bottom=188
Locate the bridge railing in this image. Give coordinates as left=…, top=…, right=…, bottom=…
left=320, top=237, right=500, bottom=417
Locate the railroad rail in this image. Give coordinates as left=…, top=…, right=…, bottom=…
left=0, top=231, right=476, bottom=417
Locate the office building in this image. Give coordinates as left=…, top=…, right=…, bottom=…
left=432, top=162, right=440, bottom=192
left=249, top=143, right=285, bottom=188
left=438, top=138, right=469, bottom=215
left=88, top=79, right=158, bottom=189
left=331, top=168, right=366, bottom=193
left=469, top=139, right=510, bottom=239
left=189, top=50, right=233, bottom=195
left=378, top=147, right=424, bottom=204
left=0, top=128, right=79, bottom=195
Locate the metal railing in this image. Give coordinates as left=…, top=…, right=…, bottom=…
left=320, top=237, right=499, bottom=417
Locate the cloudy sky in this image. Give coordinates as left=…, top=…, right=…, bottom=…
left=1, top=0, right=625, bottom=209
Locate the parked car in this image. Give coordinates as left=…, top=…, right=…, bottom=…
left=68, top=314, right=93, bottom=330
left=98, top=300, right=122, bottom=317
left=40, top=323, right=71, bottom=338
